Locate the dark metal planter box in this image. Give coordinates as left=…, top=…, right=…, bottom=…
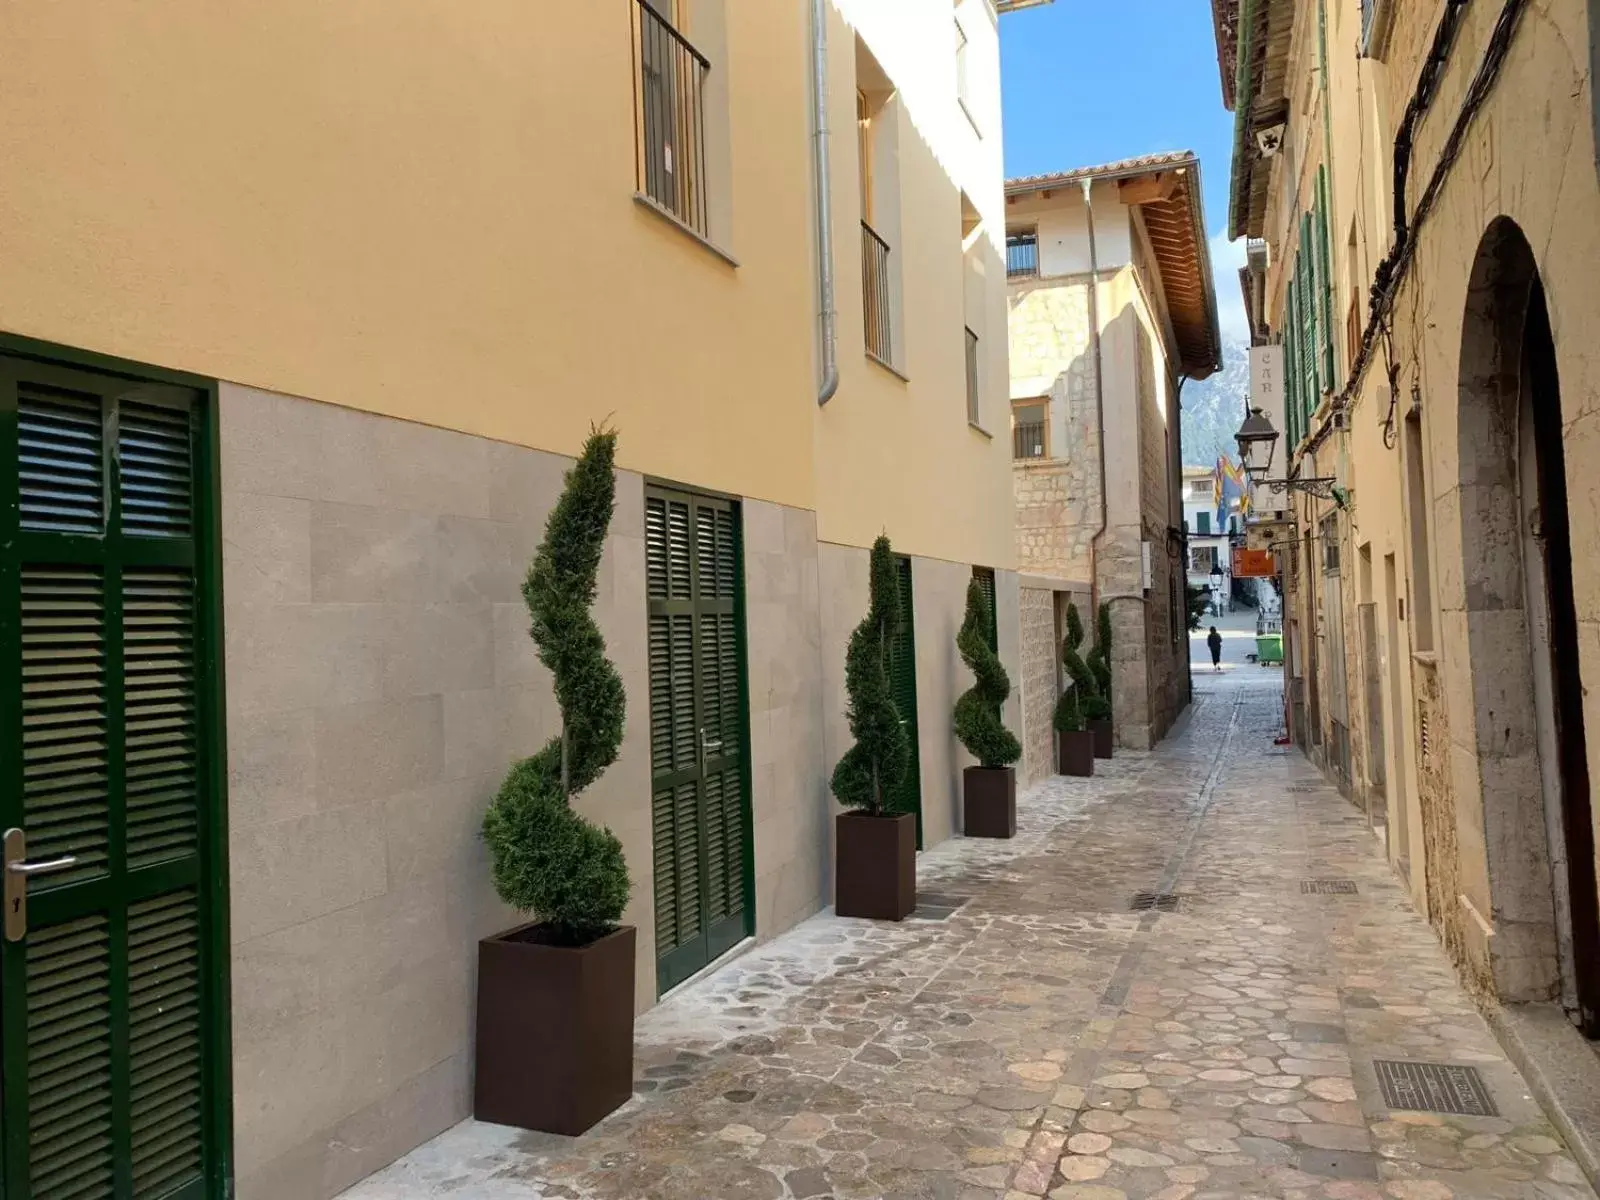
left=474, top=922, right=637, bottom=1136
left=1058, top=730, right=1096, bottom=777
left=1089, top=718, right=1115, bottom=759
left=835, top=811, right=916, bottom=921
left=963, top=766, right=1016, bottom=838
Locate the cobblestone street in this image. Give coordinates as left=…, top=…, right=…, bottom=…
left=344, top=670, right=1594, bottom=1200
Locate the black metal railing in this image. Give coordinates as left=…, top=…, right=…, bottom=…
left=1006, top=233, right=1039, bottom=278
left=965, top=327, right=981, bottom=424
left=862, top=220, right=892, bottom=363
left=632, top=0, right=710, bottom=236
left=1012, top=418, right=1045, bottom=459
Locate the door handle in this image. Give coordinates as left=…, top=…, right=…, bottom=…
left=3, top=828, right=77, bottom=943
left=700, top=729, right=724, bottom=758
left=7, top=856, right=78, bottom=877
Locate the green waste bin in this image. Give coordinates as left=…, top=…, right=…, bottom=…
left=1256, top=634, right=1283, bottom=665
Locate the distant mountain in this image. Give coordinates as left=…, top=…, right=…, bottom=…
left=1181, top=331, right=1250, bottom=468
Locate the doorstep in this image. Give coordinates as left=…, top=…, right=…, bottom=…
left=1485, top=999, right=1600, bottom=1191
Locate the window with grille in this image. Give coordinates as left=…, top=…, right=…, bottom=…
left=1007, top=229, right=1039, bottom=278
left=1012, top=400, right=1046, bottom=459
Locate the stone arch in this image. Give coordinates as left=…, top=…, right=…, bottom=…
left=1453, top=216, right=1599, bottom=1021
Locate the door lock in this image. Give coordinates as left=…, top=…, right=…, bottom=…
left=3, top=829, right=77, bottom=942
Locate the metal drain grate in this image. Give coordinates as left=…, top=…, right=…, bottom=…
left=1302, top=880, right=1360, bottom=894
left=1374, top=1060, right=1498, bottom=1116
left=1286, top=785, right=1321, bottom=794
left=909, top=893, right=971, bottom=922
left=1130, top=892, right=1181, bottom=912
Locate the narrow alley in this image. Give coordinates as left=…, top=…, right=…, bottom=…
left=344, top=669, right=1590, bottom=1200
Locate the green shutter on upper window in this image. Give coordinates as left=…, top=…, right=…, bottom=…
left=1315, top=167, right=1336, bottom=391
left=1299, top=216, right=1319, bottom=417
left=1285, top=285, right=1301, bottom=448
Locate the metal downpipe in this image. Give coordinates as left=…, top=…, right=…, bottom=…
left=812, top=0, right=839, bottom=405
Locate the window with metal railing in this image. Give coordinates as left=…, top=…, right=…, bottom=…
left=1012, top=400, right=1046, bottom=459
left=632, top=0, right=710, bottom=236
left=862, top=220, right=893, bottom=363
left=1006, top=230, right=1039, bottom=278
left=965, top=327, right=981, bottom=425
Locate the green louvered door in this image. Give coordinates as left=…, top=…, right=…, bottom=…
left=887, top=556, right=923, bottom=846
left=646, top=486, right=751, bottom=995
left=0, top=352, right=224, bottom=1200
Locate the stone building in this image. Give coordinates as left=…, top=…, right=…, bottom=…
left=1006, top=156, right=1223, bottom=753
left=0, top=2, right=1043, bottom=1196
left=1216, top=0, right=1600, bottom=1057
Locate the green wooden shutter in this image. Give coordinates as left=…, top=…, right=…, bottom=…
left=1299, top=216, right=1319, bottom=419
left=887, top=557, right=922, bottom=844
left=973, top=567, right=998, bottom=653
left=646, top=486, right=750, bottom=995
left=2, top=353, right=220, bottom=1200
left=1284, top=286, right=1301, bottom=448
left=1315, top=167, right=1336, bottom=391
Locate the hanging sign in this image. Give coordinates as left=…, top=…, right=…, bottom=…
left=1232, top=547, right=1277, bottom=578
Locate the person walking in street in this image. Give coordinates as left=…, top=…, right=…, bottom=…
left=1207, top=626, right=1223, bottom=672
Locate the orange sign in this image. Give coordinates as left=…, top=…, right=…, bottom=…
left=1232, top=548, right=1277, bottom=578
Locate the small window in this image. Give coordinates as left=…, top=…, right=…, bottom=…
left=632, top=0, right=711, bottom=236
left=1321, top=513, right=1341, bottom=573
left=1011, top=400, right=1046, bottom=459
left=1007, top=229, right=1039, bottom=278
left=965, top=328, right=981, bottom=425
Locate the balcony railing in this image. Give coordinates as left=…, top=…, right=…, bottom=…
left=1012, top=419, right=1046, bottom=460
left=632, top=0, right=710, bottom=236
left=965, top=327, right=981, bottom=425
left=862, top=220, right=892, bottom=363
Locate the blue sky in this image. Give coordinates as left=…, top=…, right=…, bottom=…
left=999, top=1, right=1247, bottom=339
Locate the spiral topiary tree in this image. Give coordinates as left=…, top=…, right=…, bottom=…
left=482, top=428, right=630, bottom=945
left=1054, top=602, right=1093, bottom=733
left=954, top=579, right=1021, bottom=769
left=831, top=535, right=912, bottom=816
left=1085, top=600, right=1114, bottom=721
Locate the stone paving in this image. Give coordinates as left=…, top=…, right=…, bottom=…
left=342, top=669, right=1594, bottom=1200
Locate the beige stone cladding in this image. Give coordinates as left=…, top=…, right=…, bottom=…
left=818, top=543, right=1025, bottom=850
left=221, top=386, right=832, bottom=1199
left=1018, top=585, right=1059, bottom=787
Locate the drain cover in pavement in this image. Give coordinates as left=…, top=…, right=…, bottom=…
left=1301, top=879, right=1360, bottom=894
left=909, top=893, right=970, bottom=921
left=1130, top=892, right=1181, bottom=912
left=1374, top=1060, right=1499, bottom=1116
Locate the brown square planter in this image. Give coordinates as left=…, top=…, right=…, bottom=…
left=835, top=811, right=916, bottom=921
left=1058, top=730, right=1096, bottom=777
left=963, top=766, right=1016, bottom=838
left=474, top=922, right=636, bottom=1136
left=1089, top=717, right=1115, bottom=759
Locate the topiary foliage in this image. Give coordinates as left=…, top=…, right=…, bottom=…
left=954, top=579, right=1021, bottom=769
left=482, top=428, right=631, bottom=944
left=831, top=535, right=912, bottom=816
left=1055, top=602, right=1094, bottom=733
left=1085, top=601, right=1113, bottom=721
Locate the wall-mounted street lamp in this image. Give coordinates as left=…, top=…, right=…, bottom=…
left=1234, top=408, right=1348, bottom=507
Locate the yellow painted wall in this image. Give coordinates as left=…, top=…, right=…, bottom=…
left=0, top=1, right=820, bottom=513
left=813, top=1, right=1017, bottom=572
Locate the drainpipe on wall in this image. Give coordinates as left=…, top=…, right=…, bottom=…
left=1083, top=177, right=1108, bottom=613
left=812, top=0, right=839, bottom=406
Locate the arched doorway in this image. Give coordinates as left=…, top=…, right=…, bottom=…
left=1457, top=217, right=1600, bottom=1034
